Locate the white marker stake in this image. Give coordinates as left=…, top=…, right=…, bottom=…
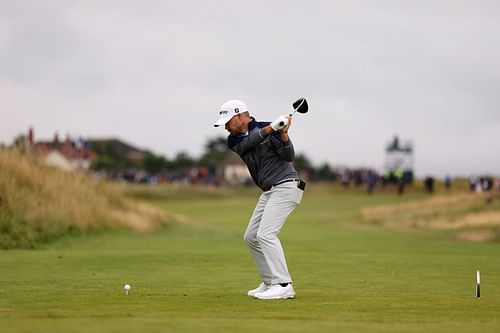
left=476, top=270, right=480, bottom=298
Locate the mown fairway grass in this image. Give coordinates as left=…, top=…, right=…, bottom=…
left=0, top=185, right=499, bottom=332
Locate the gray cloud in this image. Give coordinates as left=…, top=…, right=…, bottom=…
left=1, top=0, right=499, bottom=177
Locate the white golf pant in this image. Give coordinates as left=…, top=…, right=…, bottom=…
left=244, top=181, right=304, bottom=285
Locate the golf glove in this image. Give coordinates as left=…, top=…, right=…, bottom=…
left=270, top=115, right=289, bottom=131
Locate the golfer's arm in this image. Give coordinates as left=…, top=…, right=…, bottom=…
left=231, top=126, right=274, bottom=156
left=273, top=135, right=295, bottom=162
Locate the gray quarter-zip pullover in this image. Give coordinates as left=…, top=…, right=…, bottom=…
left=227, top=117, right=298, bottom=191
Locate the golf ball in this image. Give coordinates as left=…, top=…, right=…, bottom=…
left=124, top=284, right=131, bottom=291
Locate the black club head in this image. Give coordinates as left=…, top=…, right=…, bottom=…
left=293, top=98, right=308, bottom=114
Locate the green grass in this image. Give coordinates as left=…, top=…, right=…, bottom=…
left=0, top=185, right=499, bottom=332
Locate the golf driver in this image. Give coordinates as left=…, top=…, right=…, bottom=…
left=279, top=97, right=309, bottom=127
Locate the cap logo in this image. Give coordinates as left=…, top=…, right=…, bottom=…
left=220, top=110, right=228, bottom=115
left=235, top=108, right=239, bottom=113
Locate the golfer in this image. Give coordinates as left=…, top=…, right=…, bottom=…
left=214, top=99, right=305, bottom=299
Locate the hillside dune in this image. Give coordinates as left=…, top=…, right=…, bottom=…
left=0, top=148, right=169, bottom=249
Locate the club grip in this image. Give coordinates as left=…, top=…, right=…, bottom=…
left=279, top=113, right=295, bottom=126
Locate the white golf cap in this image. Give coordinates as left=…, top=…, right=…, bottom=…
left=214, top=99, right=248, bottom=127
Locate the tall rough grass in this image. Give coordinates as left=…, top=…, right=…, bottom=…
left=0, top=148, right=169, bottom=249
left=361, top=191, right=500, bottom=242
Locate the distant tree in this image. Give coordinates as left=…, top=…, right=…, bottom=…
left=12, top=134, right=27, bottom=151
left=294, top=153, right=314, bottom=173
left=91, top=141, right=117, bottom=159
left=316, top=163, right=335, bottom=181
left=91, top=156, right=122, bottom=171
left=90, top=140, right=143, bottom=169
left=171, top=151, right=196, bottom=170
left=90, top=141, right=127, bottom=169
left=198, top=136, right=229, bottom=172
left=143, top=151, right=169, bottom=174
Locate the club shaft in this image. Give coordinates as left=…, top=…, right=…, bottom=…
left=279, top=101, right=302, bottom=126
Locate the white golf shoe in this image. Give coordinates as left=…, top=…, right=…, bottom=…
left=247, top=282, right=270, bottom=297
left=254, top=284, right=296, bottom=300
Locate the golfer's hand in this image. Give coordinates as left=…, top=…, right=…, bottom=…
left=270, top=115, right=289, bottom=131
left=281, top=116, right=292, bottom=133
left=280, top=116, right=291, bottom=142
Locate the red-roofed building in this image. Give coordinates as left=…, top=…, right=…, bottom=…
left=27, top=128, right=97, bottom=171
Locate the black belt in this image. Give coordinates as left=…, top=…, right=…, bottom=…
left=264, top=178, right=306, bottom=191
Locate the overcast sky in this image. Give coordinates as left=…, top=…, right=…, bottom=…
left=1, top=0, right=499, bottom=177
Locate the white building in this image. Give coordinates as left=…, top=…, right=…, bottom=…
left=220, top=152, right=252, bottom=185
